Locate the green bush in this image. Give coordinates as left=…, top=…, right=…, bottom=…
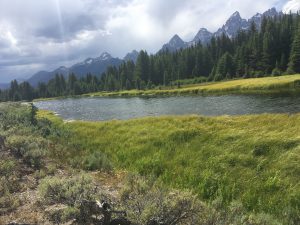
left=39, top=174, right=105, bottom=224
left=0, top=103, right=37, bottom=130
left=272, top=68, right=282, bottom=76
left=6, top=135, right=46, bottom=169
left=0, top=159, right=17, bottom=177
left=38, top=174, right=97, bottom=206
left=0, top=192, right=20, bottom=214
left=83, top=151, right=113, bottom=171
left=120, top=174, right=203, bottom=225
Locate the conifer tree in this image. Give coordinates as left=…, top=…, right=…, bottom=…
left=287, top=24, right=300, bottom=73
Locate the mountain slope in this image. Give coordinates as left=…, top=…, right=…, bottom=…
left=214, top=11, right=249, bottom=38
left=160, top=7, right=281, bottom=52
left=191, top=28, right=213, bottom=45
left=124, top=50, right=139, bottom=63
left=160, top=34, right=188, bottom=53
left=28, top=52, right=122, bottom=86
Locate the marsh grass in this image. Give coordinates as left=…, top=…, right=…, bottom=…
left=39, top=111, right=300, bottom=223
left=84, top=74, right=300, bottom=97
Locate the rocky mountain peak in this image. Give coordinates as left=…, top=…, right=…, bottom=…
left=193, top=28, right=213, bottom=44
left=169, top=34, right=184, bottom=45
left=229, top=11, right=241, bottom=20
left=263, top=7, right=278, bottom=17
left=160, top=34, right=187, bottom=53
left=99, top=52, right=112, bottom=61
left=124, top=50, right=139, bottom=63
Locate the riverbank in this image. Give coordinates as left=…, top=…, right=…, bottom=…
left=84, top=74, right=300, bottom=97
left=34, top=74, right=300, bottom=102
left=39, top=110, right=300, bottom=224
left=3, top=103, right=296, bottom=224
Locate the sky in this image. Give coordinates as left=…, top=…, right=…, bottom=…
left=0, top=0, right=299, bottom=83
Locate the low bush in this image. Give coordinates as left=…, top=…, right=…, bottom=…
left=39, top=174, right=106, bottom=224
left=120, top=174, right=203, bottom=225
left=83, top=151, right=113, bottom=171
left=6, top=135, right=46, bottom=169
left=0, top=192, right=20, bottom=215
left=38, top=174, right=97, bottom=206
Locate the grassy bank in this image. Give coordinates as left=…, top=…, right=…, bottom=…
left=3, top=103, right=294, bottom=224
left=0, top=103, right=207, bottom=224
left=83, top=74, right=300, bottom=97
left=33, top=74, right=300, bottom=102
left=39, top=110, right=300, bottom=224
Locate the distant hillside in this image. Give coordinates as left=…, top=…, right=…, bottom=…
left=27, top=52, right=123, bottom=86
left=124, top=50, right=139, bottom=63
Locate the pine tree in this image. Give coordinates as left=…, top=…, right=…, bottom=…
left=215, top=52, right=234, bottom=80
left=287, top=24, right=300, bottom=73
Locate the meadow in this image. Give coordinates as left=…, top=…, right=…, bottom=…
left=83, top=74, right=300, bottom=97
left=39, top=110, right=300, bottom=224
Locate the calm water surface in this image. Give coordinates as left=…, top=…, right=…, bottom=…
left=34, top=95, right=300, bottom=121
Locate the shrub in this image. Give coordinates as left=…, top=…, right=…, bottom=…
left=241, top=213, right=281, bottom=225
left=120, top=174, right=203, bottom=225
left=0, top=103, right=37, bottom=130
left=45, top=205, right=79, bottom=224
left=272, top=68, right=282, bottom=76
left=6, top=135, right=46, bottom=169
left=83, top=151, right=113, bottom=171
left=0, top=159, right=17, bottom=177
left=0, top=158, right=21, bottom=194
left=39, top=174, right=106, bottom=224
left=38, top=174, right=97, bottom=206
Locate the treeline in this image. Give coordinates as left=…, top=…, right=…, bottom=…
left=1, top=12, right=300, bottom=101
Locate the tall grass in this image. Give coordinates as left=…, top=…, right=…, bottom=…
left=40, top=111, right=300, bottom=223
left=83, top=74, right=300, bottom=97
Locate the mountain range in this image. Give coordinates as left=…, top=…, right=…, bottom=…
left=161, top=7, right=281, bottom=52
left=11, top=7, right=282, bottom=87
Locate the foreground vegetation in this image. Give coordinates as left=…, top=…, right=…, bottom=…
left=39, top=109, right=300, bottom=224
left=2, top=103, right=295, bottom=224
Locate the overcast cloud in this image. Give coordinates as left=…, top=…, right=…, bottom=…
left=0, top=0, right=299, bottom=82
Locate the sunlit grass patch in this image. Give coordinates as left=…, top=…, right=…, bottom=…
left=86, top=74, right=300, bottom=97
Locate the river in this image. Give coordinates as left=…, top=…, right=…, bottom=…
left=34, top=95, right=300, bottom=121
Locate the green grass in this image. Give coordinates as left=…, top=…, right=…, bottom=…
left=33, top=74, right=300, bottom=102
left=83, top=74, right=300, bottom=97
left=40, top=111, right=300, bottom=222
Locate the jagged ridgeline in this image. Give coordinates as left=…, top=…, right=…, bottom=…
left=1, top=11, right=300, bottom=101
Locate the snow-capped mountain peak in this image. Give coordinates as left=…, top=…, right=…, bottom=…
left=99, top=52, right=112, bottom=61
left=58, top=66, right=67, bottom=70
left=84, top=58, right=94, bottom=64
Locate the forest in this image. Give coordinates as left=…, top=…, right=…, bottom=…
left=1, top=13, right=300, bottom=101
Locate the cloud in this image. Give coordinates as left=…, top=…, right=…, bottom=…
left=283, top=0, right=300, bottom=13
left=0, top=0, right=287, bottom=82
